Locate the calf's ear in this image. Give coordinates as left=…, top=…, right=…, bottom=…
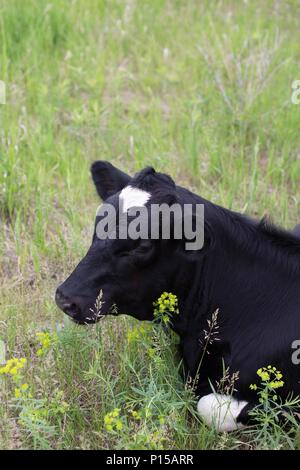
left=91, top=161, right=131, bottom=200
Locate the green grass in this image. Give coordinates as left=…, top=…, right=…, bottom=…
left=0, top=0, right=300, bottom=450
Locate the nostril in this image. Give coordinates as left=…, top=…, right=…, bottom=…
left=55, top=288, right=81, bottom=318
left=63, top=303, right=81, bottom=318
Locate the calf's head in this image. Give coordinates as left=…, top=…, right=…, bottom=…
left=55, top=162, right=210, bottom=324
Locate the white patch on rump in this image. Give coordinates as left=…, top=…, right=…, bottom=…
left=197, top=393, right=248, bottom=432
left=119, top=185, right=151, bottom=212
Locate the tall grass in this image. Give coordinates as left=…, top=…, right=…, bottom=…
left=0, top=0, right=299, bottom=449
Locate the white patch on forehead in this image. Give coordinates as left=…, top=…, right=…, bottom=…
left=119, top=185, right=151, bottom=212
left=197, top=393, right=248, bottom=432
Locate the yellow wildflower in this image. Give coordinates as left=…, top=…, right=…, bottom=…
left=148, top=348, right=156, bottom=358
left=131, top=410, right=141, bottom=420
left=153, top=292, right=179, bottom=323
left=35, top=331, right=55, bottom=357
left=104, top=408, right=124, bottom=433
left=0, top=358, right=27, bottom=376
left=250, top=365, right=285, bottom=397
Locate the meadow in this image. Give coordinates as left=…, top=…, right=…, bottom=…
left=0, top=0, right=300, bottom=450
